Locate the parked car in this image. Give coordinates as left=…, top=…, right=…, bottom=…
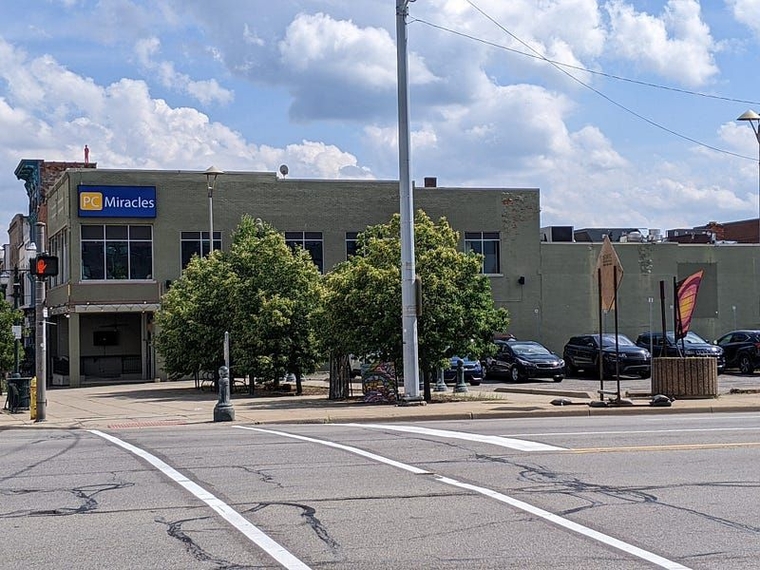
left=635, top=331, right=725, bottom=373
left=485, top=340, right=564, bottom=382
left=444, top=356, right=483, bottom=385
left=563, top=333, right=651, bottom=379
left=714, top=330, right=760, bottom=374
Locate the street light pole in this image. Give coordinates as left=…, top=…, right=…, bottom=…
left=205, top=166, right=224, bottom=255
left=12, top=267, right=20, bottom=375
left=396, top=0, right=421, bottom=403
left=737, top=110, right=760, bottom=244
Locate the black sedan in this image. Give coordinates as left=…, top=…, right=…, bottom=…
left=635, top=331, right=725, bottom=373
left=715, top=330, right=760, bottom=374
left=486, top=340, right=565, bottom=382
left=563, top=333, right=651, bottom=379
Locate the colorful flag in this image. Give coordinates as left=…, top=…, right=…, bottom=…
left=675, top=270, right=704, bottom=340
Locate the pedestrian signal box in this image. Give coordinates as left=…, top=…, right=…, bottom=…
left=31, top=255, right=59, bottom=278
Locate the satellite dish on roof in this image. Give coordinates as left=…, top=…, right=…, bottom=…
left=279, top=164, right=289, bottom=177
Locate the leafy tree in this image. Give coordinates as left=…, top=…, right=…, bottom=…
left=322, top=210, right=509, bottom=399
left=155, top=215, right=324, bottom=396
left=154, top=251, right=238, bottom=380
left=226, top=216, right=323, bottom=394
left=0, top=298, right=22, bottom=375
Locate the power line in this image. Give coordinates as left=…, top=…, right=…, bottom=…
left=411, top=3, right=756, bottom=162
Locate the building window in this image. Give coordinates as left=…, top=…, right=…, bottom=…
left=346, top=232, right=358, bottom=259
left=180, top=231, right=222, bottom=269
left=48, top=230, right=68, bottom=287
left=81, top=225, right=153, bottom=280
left=285, top=231, right=324, bottom=273
left=465, top=231, right=500, bottom=274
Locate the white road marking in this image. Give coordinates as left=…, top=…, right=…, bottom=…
left=341, top=423, right=565, bottom=451
left=502, top=426, right=760, bottom=438
left=89, top=430, right=312, bottom=570
left=236, top=426, right=691, bottom=570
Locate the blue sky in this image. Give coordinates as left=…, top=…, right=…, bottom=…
left=1, top=0, right=760, bottom=239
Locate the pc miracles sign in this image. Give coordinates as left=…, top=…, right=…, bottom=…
left=78, top=185, right=156, bottom=218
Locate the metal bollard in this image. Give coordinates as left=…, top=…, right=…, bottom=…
left=454, top=359, right=468, bottom=393
left=213, top=365, right=235, bottom=422
left=434, top=367, right=448, bottom=392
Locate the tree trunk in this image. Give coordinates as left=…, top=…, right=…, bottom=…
left=329, top=353, right=350, bottom=400
left=295, top=369, right=303, bottom=395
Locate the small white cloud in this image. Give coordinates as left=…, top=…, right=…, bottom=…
left=134, top=37, right=234, bottom=106
left=605, top=0, right=719, bottom=87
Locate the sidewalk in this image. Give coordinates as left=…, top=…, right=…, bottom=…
left=4, top=377, right=760, bottom=430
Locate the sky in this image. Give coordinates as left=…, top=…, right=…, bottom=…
left=1, top=0, right=760, bottom=239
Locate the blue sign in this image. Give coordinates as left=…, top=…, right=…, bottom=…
left=78, top=185, right=157, bottom=218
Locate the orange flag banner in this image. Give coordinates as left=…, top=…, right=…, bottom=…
left=675, top=270, right=704, bottom=340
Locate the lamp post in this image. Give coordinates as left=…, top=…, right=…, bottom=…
left=0, top=270, right=8, bottom=302
left=204, top=166, right=224, bottom=255
left=12, top=268, right=20, bottom=375
left=737, top=110, right=760, bottom=244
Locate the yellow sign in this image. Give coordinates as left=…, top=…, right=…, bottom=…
left=30, top=376, right=37, bottom=420
left=595, top=236, right=624, bottom=311
left=79, top=191, right=103, bottom=211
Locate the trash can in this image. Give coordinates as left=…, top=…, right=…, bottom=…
left=5, top=376, right=32, bottom=413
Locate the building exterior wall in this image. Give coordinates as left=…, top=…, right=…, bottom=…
left=41, top=168, right=539, bottom=384
left=537, top=241, right=760, bottom=355
left=27, top=166, right=760, bottom=385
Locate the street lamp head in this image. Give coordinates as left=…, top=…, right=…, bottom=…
left=205, top=165, right=224, bottom=191
left=737, top=110, right=760, bottom=122
left=0, top=270, right=9, bottom=288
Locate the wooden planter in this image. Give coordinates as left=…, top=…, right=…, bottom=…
left=652, top=357, right=718, bottom=399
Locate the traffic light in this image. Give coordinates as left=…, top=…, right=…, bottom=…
left=31, top=255, right=59, bottom=278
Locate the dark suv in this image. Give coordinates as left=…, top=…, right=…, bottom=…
left=563, top=333, right=651, bottom=379
left=714, top=330, right=760, bottom=374
left=635, top=331, right=725, bottom=373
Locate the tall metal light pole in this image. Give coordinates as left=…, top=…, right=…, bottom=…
left=396, top=0, right=421, bottom=402
left=737, top=110, right=760, bottom=244
left=12, top=267, right=20, bottom=375
left=205, top=166, right=224, bottom=255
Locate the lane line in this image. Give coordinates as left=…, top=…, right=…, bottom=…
left=501, top=426, right=760, bottom=438
left=89, top=430, right=312, bottom=570
left=570, top=442, right=760, bottom=454
left=340, top=423, right=565, bottom=451
left=235, top=426, right=690, bottom=570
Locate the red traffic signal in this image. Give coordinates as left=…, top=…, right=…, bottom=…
left=31, top=255, right=59, bottom=278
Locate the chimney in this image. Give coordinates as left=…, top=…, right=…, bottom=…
left=424, top=177, right=437, bottom=188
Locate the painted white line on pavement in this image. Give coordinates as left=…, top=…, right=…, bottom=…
left=89, top=430, right=312, bottom=570
left=341, top=423, right=565, bottom=451
left=237, top=426, right=690, bottom=570
left=503, top=426, right=760, bottom=438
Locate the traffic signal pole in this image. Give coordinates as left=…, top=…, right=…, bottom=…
left=35, top=222, right=47, bottom=422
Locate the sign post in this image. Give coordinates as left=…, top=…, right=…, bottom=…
left=594, top=236, right=624, bottom=402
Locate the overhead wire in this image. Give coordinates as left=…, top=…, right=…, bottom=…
left=410, top=1, right=756, bottom=162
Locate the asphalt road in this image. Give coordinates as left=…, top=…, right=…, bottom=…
left=4, top=413, right=760, bottom=569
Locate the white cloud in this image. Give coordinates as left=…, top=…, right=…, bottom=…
left=729, top=0, right=760, bottom=38
left=134, top=37, right=234, bottom=106
left=604, top=0, right=719, bottom=87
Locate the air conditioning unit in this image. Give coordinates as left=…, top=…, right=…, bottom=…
left=540, top=226, right=574, bottom=242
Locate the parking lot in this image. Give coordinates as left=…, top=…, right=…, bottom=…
left=471, top=371, right=760, bottom=396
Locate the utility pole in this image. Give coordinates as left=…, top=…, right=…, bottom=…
left=396, top=0, right=422, bottom=403
left=35, top=222, right=47, bottom=422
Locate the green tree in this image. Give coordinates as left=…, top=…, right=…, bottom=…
left=322, top=210, right=509, bottom=398
left=154, top=215, right=324, bottom=395
left=0, top=298, right=22, bottom=375
left=226, top=216, right=323, bottom=394
left=154, top=251, right=238, bottom=380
